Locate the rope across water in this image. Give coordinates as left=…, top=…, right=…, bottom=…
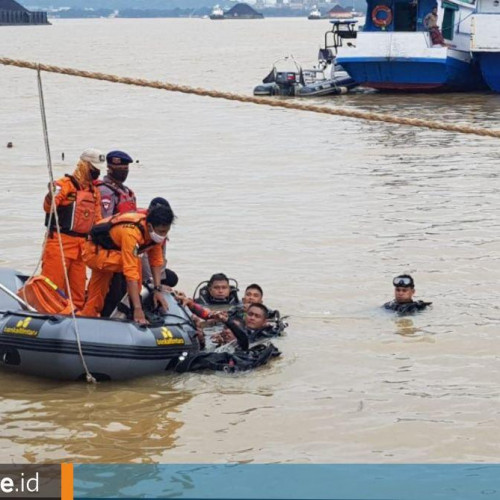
left=1, top=56, right=499, bottom=139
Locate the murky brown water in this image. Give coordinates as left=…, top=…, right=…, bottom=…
left=1, top=18, right=500, bottom=464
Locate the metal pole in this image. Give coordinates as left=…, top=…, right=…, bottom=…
left=0, top=284, right=37, bottom=312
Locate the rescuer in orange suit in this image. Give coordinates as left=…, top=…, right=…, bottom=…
left=41, top=148, right=105, bottom=309
left=80, top=203, right=174, bottom=324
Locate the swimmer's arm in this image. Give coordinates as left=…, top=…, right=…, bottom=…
left=226, top=319, right=249, bottom=351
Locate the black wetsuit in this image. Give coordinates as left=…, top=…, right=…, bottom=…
left=226, top=318, right=282, bottom=351
left=383, top=300, right=432, bottom=314
left=228, top=304, right=245, bottom=322
left=174, top=318, right=281, bottom=374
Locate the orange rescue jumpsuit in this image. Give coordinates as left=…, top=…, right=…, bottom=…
left=80, top=213, right=164, bottom=317
left=41, top=176, right=102, bottom=309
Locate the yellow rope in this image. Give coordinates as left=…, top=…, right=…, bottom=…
left=1, top=56, right=499, bottom=139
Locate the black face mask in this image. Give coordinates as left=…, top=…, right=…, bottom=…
left=111, top=169, right=129, bottom=183
left=90, top=168, right=100, bottom=181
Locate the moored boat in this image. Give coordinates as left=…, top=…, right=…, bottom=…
left=254, top=21, right=358, bottom=97
left=253, top=57, right=357, bottom=97
left=470, top=1, right=500, bottom=92
left=336, top=0, right=486, bottom=91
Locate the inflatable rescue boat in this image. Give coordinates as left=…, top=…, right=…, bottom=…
left=0, top=268, right=199, bottom=381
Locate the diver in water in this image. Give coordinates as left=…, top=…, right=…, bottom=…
left=194, top=273, right=240, bottom=306
left=214, top=303, right=282, bottom=350
left=173, top=301, right=281, bottom=374
left=228, top=283, right=281, bottom=324
left=383, top=274, right=432, bottom=314
left=228, top=283, right=263, bottom=321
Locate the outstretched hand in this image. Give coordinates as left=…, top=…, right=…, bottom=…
left=172, top=290, right=190, bottom=306
left=209, top=311, right=228, bottom=322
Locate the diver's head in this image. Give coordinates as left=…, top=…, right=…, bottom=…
left=106, top=150, right=133, bottom=184
left=208, top=273, right=230, bottom=301
left=393, top=274, right=415, bottom=303
left=146, top=204, right=175, bottom=245
left=243, top=283, right=263, bottom=310
left=246, top=303, right=269, bottom=330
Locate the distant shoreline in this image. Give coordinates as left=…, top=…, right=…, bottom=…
left=48, top=14, right=365, bottom=19
left=47, top=8, right=365, bottom=20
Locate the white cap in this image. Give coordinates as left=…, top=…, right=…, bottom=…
left=80, top=148, right=106, bottom=169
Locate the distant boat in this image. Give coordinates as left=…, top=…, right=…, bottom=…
left=308, top=6, right=322, bottom=20
left=209, top=4, right=224, bottom=19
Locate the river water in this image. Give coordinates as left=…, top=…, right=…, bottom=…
left=1, top=18, right=500, bottom=464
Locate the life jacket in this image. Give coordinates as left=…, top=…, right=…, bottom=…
left=17, top=275, right=74, bottom=315
left=89, top=212, right=155, bottom=254
left=45, top=175, right=98, bottom=237
left=95, top=180, right=137, bottom=214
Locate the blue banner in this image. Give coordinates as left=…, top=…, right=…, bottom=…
left=74, top=464, right=500, bottom=499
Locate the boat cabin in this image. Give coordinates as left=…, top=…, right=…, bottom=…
left=364, top=0, right=468, bottom=40
left=324, top=19, right=359, bottom=55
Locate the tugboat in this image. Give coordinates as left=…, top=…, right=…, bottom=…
left=308, top=6, right=322, bottom=20
left=253, top=20, right=359, bottom=97
left=209, top=4, right=225, bottom=19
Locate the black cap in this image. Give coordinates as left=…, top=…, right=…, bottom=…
left=149, top=197, right=171, bottom=210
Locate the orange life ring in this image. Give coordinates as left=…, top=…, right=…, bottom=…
left=372, top=5, right=393, bottom=28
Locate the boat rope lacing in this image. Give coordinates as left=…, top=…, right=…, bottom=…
left=1, top=57, right=500, bottom=139
left=35, top=66, right=97, bottom=384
